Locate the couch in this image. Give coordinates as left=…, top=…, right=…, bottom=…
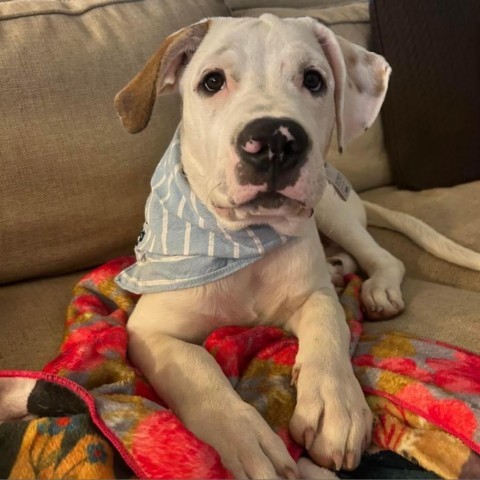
left=1, top=0, right=479, bottom=380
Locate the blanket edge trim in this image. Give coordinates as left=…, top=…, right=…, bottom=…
left=363, top=385, right=480, bottom=455
left=0, top=369, right=146, bottom=479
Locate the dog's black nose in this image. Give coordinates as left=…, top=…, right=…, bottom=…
left=236, top=117, right=309, bottom=175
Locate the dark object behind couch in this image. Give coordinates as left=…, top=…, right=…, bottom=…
left=370, top=0, right=480, bottom=190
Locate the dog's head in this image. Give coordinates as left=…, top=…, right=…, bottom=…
left=115, top=15, right=390, bottom=233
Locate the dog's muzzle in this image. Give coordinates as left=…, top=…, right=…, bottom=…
left=235, top=117, right=310, bottom=191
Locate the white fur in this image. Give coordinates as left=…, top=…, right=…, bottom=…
left=0, top=378, right=36, bottom=421
left=116, top=15, right=404, bottom=479
left=364, top=201, right=480, bottom=271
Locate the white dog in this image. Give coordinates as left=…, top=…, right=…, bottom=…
left=114, top=15, right=480, bottom=479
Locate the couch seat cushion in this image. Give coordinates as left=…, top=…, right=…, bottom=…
left=0, top=270, right=88, bottom=371
left=363, top=278, right=480, bottom=355
left=361, top=181, right=480, bottom=292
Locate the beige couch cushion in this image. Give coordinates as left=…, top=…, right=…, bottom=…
left=0, top=0, right=230, bottom=285
left=2, top=274, right=478, bottom=372
left=232, top=1, right=393, bottom=193
left=361, top=181, right=480, bottom=292
left=0, top=270, right=88, bottom=371
left=363, top=278, right=480, bottom=355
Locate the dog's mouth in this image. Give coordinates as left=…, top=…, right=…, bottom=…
left=212, top=192, right=313, bottom=221
left=244, top=191, right=290, bottom=209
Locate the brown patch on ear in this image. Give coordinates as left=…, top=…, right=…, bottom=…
left=114, top=20, right=210, bottom=134
left=373, top=76, right=386, bottom=97
left=363, top=52, right=390, bottom=97
left=364, top=66, right=390, bottom=98
left=346, top=53, right=358, bottom=68
left=350, top=76, right=365, bottom=95
left=114, top=42, right=172, bottom=134
left=349, top=56, right=389, bottom=98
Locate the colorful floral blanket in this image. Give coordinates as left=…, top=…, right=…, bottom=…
left=0, top=256, right=479, bottom=479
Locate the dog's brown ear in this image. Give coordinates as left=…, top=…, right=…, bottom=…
left=114, top=20, right=210, bottom=134
left=313, top=22, right=391, bottom=152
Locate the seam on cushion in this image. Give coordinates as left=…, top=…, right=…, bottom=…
left=307, top=0, right=367, bottom=8
left=315, top=19, right=369, bottom=26
left=303, top=0, right=365, bottom=6
left=0, top=0, right=142, bottom=22
left=243, top=0, right=367, bottom=8
left=233, top=12, right=369, bottom=26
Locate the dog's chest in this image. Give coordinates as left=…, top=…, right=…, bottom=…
left=209, top=219, right=329, bottom=328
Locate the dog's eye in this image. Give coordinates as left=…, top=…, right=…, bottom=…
left=303, top=70, right=324, bottom=93
left=201, top=71, right=226, bottom=94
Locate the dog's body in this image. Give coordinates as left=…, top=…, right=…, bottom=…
left=126, top=184, right=400, bottom=479
left=114, top=14, right=480, bottom=479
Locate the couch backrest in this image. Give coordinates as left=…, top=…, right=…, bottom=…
left=0, top=0, right=230, bottom=284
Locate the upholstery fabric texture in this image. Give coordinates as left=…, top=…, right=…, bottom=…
left=232, top=1, right=393, bottom=193
left=0, top=0, right=230, bottom=285
left=0, top=270, right=88, bottom=370
left=370, top=0, right=480, bottom=189
left=361, top=182, right=480, bottom=292
left=363, top=278, right=480, bottom=354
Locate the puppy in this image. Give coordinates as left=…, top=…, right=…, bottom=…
left=114, top=15, right=406, bottom=479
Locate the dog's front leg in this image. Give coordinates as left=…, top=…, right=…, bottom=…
left=285, top=288, right=372, bottom=472
left=127, top=301, right=299, bottom=479
left=315, top=187, right=405, bottom=319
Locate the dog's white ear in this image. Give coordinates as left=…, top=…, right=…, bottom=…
left=114, top=20, right=210, bottom=134
left=313, top=22, right=391, bottom=152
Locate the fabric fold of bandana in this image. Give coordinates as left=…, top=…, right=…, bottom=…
left=115, top=127, right=291, bottom=294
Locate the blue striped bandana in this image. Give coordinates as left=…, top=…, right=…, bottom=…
left=115, top=127, right=292, bottom=294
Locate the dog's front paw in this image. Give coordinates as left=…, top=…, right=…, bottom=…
left=186, top=399, right=298, bottom=479
left=361, top=274, right=405, bottom=320
left=327, top=254, right=358, bottom=293
left=289, top=364, right=372, bottom=472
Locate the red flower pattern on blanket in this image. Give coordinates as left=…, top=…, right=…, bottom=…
left=427, top=352, right=480, bottom=395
